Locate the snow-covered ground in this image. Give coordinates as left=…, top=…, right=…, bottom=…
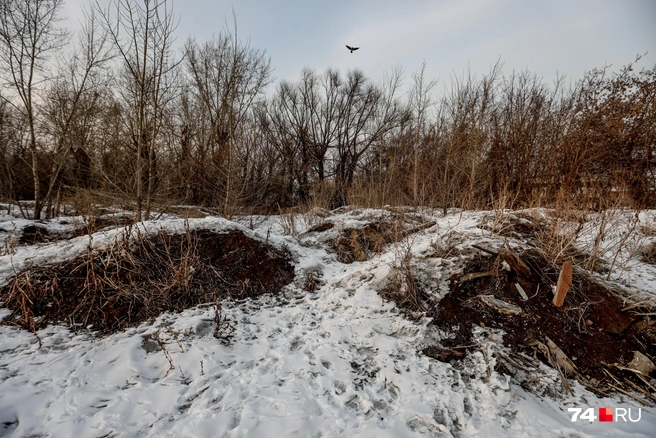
left=1, top=206, right=655, bottom=437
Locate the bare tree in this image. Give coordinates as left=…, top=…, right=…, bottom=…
left=557, top=57, right=656, bottom=208
left=261, top=67, right=406, bottom=209
left=0, top=95, right=22, bottom=201
left=96, top=0, right=179, bottom=220
left=40, top=7, right=112, bottom=217
left=184, top=13, right=272, bottom=214
left=0, top=0, right=68, bottom=219
left=331, top=68, right=406, bottom=207
left=408, top=61, right=437, bottom=205
left=436, top=63, right=500, bottom=212
left=263, top=70, right=316, bottom=206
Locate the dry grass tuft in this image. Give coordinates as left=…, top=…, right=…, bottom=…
left=642, top=241, right=656, bottom=264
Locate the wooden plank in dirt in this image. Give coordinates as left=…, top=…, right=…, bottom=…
left=553, top=261, right=573, bottom=307
left=545, top=336, right=578, bottom=375
left=498, top=248, right=536, bottom=281
left=480, top=295, right=522, bottom=315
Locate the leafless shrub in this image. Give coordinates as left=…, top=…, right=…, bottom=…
left=1, top=225, right=18, bottom=256
left=378, top=221, right=441, bottom=316
left=302, top=270, right=323, bottom=292
left=642, top=242, right=656, bottom=264
left=278, top=209, right=301, bottom=239
left=536, top=211, right=587, bottom=266
left=429, top=230, right=465, bottom=259
left=212, top=300, right=235, bottom=342
left=381, top=240, right=426, bottom=316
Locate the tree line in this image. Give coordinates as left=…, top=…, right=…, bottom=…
left=1, top=0, right=654, bottom=220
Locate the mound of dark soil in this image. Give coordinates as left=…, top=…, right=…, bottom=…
left=72, top=215, right=136, bottom=237
left=430, top=248, right=656, bottom=399
left=1, top=229, right=294, bottom=334
left=17, top=215, right=136, bottom=245
left=19, top=224, right=57, bottom=244
left=334, top=222, right=396, bottom=263
left=334, top=220, right=436, bottom=263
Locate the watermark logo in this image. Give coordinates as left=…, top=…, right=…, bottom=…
left=599, top=408, right=613, bottom=422
left=568, top=407, right=641, bottom=423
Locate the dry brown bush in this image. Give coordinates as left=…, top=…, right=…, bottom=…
left=379, top=236, right=430, bottom=317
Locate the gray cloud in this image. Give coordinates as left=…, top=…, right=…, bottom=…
left=61, top=0, right=655, bottom=89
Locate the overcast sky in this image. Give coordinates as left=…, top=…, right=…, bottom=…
left=63, top=0, right=655, bottom=93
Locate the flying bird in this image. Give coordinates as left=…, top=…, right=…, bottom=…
left=346, top=45, right=359, bottom=53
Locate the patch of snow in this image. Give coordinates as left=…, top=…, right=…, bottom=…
left=1, top=209, right=655, bottom=437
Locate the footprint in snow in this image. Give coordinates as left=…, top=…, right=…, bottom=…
left=225, top=410, right=242, bottom=431
left=289, top=337, right=302, bottom=351
left=333, top=380, right=347, bottom=395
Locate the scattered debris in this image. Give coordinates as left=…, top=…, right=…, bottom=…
left=498, top=248, right=537, bottom=282
left=514, top=283, right=529, bottom=301
left=627, top=351, right=656, bottom=376
left=544, top=336, right=578, bottom=376
left=532, top=336, right=578, bottom=395
left=459, top=271, right=496, bottom=283
left=480, top=294, right=523, bottom=315
left=431, top=248, right=656, bottom=401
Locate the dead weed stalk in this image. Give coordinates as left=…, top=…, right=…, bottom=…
left=381, top=229, right=430, bottom=315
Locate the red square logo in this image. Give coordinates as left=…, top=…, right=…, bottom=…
left=599, top=408, right=613, bottom=422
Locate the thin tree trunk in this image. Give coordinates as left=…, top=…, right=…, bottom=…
left=29, top=117, right=41, bottom=219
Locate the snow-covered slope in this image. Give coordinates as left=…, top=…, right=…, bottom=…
left=1, top=208, right=655, bottom=437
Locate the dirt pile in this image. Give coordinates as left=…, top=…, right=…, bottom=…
left=1, top=229, right=294, bottom=334
left=17, top=215, right=136, bottom=245
left=18, top=224, right=53, bottom=244
left=430, top=247, right=656, bottom=402
left=334, top=219, right=436, bottom=263
left=72, top=215, right=136, bottom=236
left=334, top=222, right=397, bottom=263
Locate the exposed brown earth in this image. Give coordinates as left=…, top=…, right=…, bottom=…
left=429, top=248, right=656, bottom=400
left=1, top=229, right=294, bottom=334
